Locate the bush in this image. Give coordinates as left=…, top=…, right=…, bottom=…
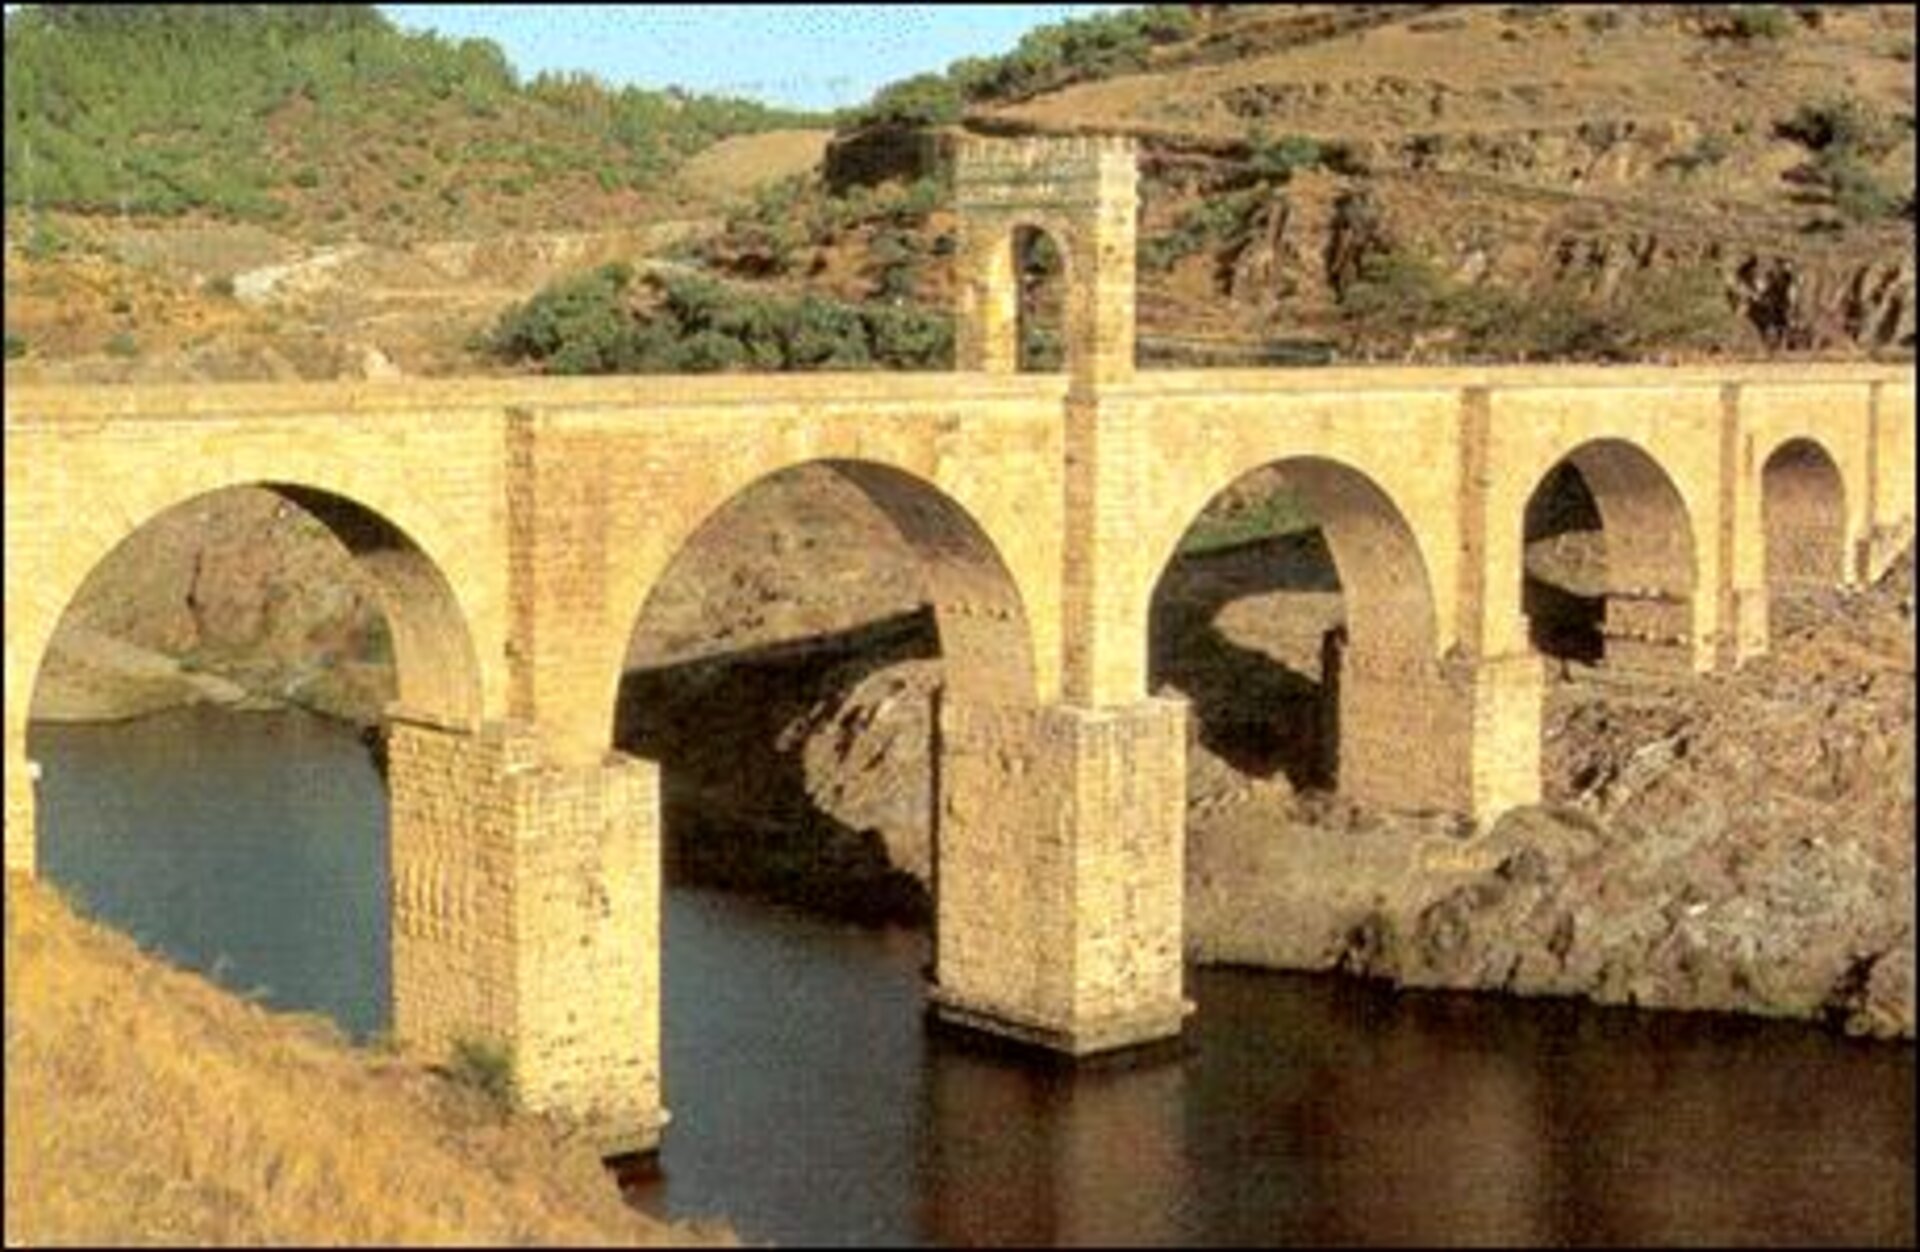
left=1247, top=134, right=1324, bottom=183
left=1142, top=189, right=1267, bottom=270
left=4, top=332, right=27, bottom=360
left=446, top=1036, right=514, bottom=1105
left=104, top=331, right=140, bottom=358
left=1780, top=96, right=1897, bottom=157
left=849, top=3, right=1196, bottom=129
left=848, top=73, right=963, bottom=130
left=1820, top=154, right=1904, bottom=223
left=482, top=265, right=955, bottom=374
left=480, top=261, right=639, bottom=372
left=1721, top=6, right=1793, bottom=40
left=1663, top=131, right=1732, bottom=175
left=1337, top=249, right=1746, bottom=361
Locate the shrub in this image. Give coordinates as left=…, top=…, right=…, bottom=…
left=1020, top=323, right=1065, bottom=372
left=104, top=331, right=140, bottom=358
left=1247, top=134, right=1324, bottom=183
left=1337, top=248, right=1746, bottom=361
left=446, top=1036, right=514, bottom=1105
left=1780, top=96, right=1897, bottom=158
left=4, top=332, right=27, bottom=360
left=480, top=261, right=639, bottom=372
left=483, top=265, right=956, bottom=374
left=849, top=73, right=963, bottom=130
left=1663, top=131, right=1732, bottom=175
left=1820, top=154, right=1903, bottom=223
left=1722, top=6, right=1793, bottom=40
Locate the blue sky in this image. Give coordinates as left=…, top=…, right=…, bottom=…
left=380, top=5, right=1120, bottom=111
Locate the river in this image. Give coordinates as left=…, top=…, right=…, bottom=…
left=29, top=707, right=1916, bottom=1246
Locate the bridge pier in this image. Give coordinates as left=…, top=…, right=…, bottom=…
left=387, top=716, right=664, bottom=1154
left=930, top=696, right=1189, bottom=1054
left=5, top=737, right=37, bottom=875
left=1332, top=648, right=1542, bottom=822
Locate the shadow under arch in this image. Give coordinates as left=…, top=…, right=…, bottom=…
left=1149, top=456, right=1442, bottom=807
left=1760, top=437, right=1848, bottom=595
left=612, top=458, right=1038, bottom=924
left=1522, top=439, right=1698, bottom=673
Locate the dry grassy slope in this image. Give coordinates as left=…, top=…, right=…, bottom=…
left=3, top=876, right=728, bottom=1246
left=981, top=3, right=1917, bottom=353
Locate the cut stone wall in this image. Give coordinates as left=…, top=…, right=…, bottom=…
left=389, top=718, right=662, bottom=1153
left=932, top=696, right=1188, bottom=1054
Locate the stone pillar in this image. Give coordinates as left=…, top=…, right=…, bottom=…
left=1718, top=384, right=1770, bottom=668
left=5, top=742, right=37, bottom=876
left=1463, top=651, right=1544, bottom=819
left=1333, top=651, right=1541, bottom=822
left=930, top=695, right=1188, bottom=1055
left=388, top=716, right=663, bottom=1154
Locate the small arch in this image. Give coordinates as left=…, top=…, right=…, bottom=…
left=956, top=218, right=1073, bottom=374
left=1761, top=437, right=1848, bottom=594
left=28, top=483, right=482, bottom=730
left=1523, top=439, right=1698, bottom=672
left=1150, top=457, right=1441, bottom=804
left=1013, top=225, right=1067, bottom=373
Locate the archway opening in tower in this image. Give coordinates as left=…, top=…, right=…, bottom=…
left=614, top=460, right=1035, bottom=928
left=1523, top=440, right=1697, bottom=673
left=1014, top=225, right=1067, bottom=372
left=23, top=483, right=475, bottom=1041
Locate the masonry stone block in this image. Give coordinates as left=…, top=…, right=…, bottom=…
left=389, top=717, right=663, bottom=1154
left=931, top=695, right=1189, bottom=1054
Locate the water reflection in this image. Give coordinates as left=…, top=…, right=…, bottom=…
left=31, top=710, right=1916, bottom=1246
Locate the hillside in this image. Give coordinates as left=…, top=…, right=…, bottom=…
left=712, top=3, right=1915, bottom=365
left=2, top=5, right=820, bottom=241
left=4, top=876, right=729, bottom=1245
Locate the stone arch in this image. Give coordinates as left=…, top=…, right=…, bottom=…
left=1149, top=456, right=1452, bottom=809
left=610, top=457, right=1038, bottom=921
left=1012, top=223, right=1069, bottom=372
left=1760, top=437, right=1848, bottom=592
left=1522, top=438, right=1698, bottom=672
left=17, top=480, right=483, bottom=1034
left=617, top=457, right=1037, bottom=720
left=26, top=481, right=483, bottom=732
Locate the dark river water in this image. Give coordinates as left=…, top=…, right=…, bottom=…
left=31, top=707, right=1917, bottom=1247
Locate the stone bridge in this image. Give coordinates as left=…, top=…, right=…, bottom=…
left=5, top=138, right=1914, bottom=1152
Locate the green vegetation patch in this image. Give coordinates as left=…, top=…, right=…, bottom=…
left=842, top=5, right=1197, bottom=131
left=1337, top=247, right=1752, bottom=362
left=4, top=5, right=820, bottom=228
left=482, top=263, right=954, bottom=375
left=1178, top=488, right=1316, bottom=556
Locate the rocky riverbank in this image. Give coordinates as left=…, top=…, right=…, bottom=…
left=1182, top=548, right=1915, bottom=1039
